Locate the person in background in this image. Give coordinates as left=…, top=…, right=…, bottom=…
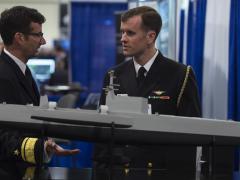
left=0, top=6, right=79, bottom=165
left=48, top=45, right=69, bottom=86
left=95, top=6, right=201, bottom=174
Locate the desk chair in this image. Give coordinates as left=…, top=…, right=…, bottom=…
left=57, top=93, right=78, bottom=108
left=81, top=93, right=100, bottom=110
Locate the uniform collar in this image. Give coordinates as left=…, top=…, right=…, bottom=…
left=133, top=50, right=159, bottom=77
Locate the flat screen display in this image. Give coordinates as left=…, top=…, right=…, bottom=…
left=27, top=58, right=55, bottom=82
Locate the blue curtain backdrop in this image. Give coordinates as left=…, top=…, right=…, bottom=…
left=178, top=9, right=185, bottom=64
left=70, top=2, right=127, bottom=95
left=228, top=0, right=240, bottom=170
left=228, top=0, right=240, bottom=122
left=49, top=141, right=93, bottom=168
left=186, top=0, right=207, bottom=99
left=49, top=2, right=127, bottom=168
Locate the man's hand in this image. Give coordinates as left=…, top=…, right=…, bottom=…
left=45, top=139, right=80, bottom=156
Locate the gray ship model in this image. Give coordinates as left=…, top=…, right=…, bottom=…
left=102, top=70, right=150, bottom=114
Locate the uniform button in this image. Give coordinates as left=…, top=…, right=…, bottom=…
left=147, top=162, right=153, bottom=168
left=147, top=162, right=153, bottom=176
left=124, top=163, right=130, bottom=175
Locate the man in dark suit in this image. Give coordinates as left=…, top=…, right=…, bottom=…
left=0, top=6, right=79, bottom=165
left=95, top=6, right=201, bottom=173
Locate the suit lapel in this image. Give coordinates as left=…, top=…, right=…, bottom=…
left=1, top=52, right=39, bottom=105
left=118, top=60, right=139, bottom=96
left=25, top=66, right=40, bottom=105
left=19, top=75, right=39, bottom=105
left=31, top=77, right=40, bottom=104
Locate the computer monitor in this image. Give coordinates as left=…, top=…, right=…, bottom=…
left=27, top=58, right=55, bottom=83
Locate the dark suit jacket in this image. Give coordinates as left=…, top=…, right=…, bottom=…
left=0, top=51, right=43, bottom=164
left=0, top=52, right=40, bottom=105
left=95, top=52, right=201, bottom=170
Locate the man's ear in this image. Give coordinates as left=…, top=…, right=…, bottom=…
left=14, top=32, right=25, bottom=44
left=147, top=31, right=156, bottom=44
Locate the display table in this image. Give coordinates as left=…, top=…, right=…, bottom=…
left=0, top=104, right=240, bottom=179
left=0, top=163, right=237, bottom=180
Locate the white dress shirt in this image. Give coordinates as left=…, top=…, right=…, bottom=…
left=133, top=50, right=159, bottom=77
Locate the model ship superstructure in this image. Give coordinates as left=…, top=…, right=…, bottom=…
left=102, top=70, right=150, bottom=114
left=0, top=70, right=240, bottom=145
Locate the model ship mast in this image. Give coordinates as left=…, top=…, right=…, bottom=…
left=103, top=70, right=150, bottom=114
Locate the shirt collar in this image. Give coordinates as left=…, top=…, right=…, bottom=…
left=4, top=48, right=26, bottom=75
left=134, top=50, right=159, bottom=77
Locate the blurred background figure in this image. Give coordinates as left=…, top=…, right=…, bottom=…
left=48, top=44, right=69, bottom=86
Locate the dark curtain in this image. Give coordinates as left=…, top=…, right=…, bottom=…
left=186, top=0, right=207, bottom=99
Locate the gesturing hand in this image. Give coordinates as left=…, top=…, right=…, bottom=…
left=45, top=139, right=80, bottom=156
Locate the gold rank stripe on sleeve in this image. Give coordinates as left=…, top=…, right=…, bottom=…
left=177, top=66, right=190, bottom=108
left=21, top=137, right=28, bottom=161
left=21, top=137, right=38, bottom=164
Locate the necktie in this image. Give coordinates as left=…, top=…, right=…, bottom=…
left=25, top=66, right=40, bottom=105
left=137, top=66, right=146, bottom=86
left=25, top=66, right=33, bottom=87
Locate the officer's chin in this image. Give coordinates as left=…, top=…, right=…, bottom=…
left=34, top=48, right=41, bottom=56
left=123, top=51, right=131, bottom=57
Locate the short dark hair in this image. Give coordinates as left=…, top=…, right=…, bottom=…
left=121, top=6, right=162, bottom=38
left=0, top=6, right=45, bottom=45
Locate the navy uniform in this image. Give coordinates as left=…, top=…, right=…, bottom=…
left=0, top=51, right=43, bottom=164
left=99, top=51, right=200, bottom=116
left=95, top=51, right=201, bottom=172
